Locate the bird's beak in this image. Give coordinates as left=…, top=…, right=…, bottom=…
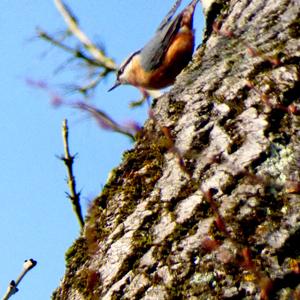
left=108, top=80, right=121, bottom=92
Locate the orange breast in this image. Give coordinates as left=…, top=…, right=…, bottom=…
left=129, top=31, right=194, bottom=90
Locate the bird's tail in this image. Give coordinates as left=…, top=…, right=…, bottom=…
left=181, top=0, right=199, bottom=29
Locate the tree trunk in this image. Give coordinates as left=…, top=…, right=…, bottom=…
left=53, top=0, right=300, bottom=299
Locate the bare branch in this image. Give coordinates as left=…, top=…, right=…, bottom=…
left=53, top=0, right=117, bottom=71
left=73, top=102, right=137, bottom=141
left=37, top=29, right=100, bottom=67
left=60, top=119, right=85, bottom=229
left=2, top=259, right=37, bottom=300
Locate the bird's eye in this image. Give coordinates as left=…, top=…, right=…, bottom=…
left=117, top=68, right=123, bottom=77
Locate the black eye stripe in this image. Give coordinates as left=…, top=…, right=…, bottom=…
left=117, top=50, right=141, bottom=78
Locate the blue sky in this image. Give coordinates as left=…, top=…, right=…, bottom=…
left=0, top=1, right=204, bottom=298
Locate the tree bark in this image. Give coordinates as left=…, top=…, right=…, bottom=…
left=53, top=0, right=300, bottom=299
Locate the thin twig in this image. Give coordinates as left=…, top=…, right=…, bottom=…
left=54, top=0, right=116, bottom=71
left=37, top=29, right=100, bottom=67
left=60, top=119, right=85, bottom=229
left=73, top=102, right=137, bottom=141
left=2, top=259, right=37, bottom=300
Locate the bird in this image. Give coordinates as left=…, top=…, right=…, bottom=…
left=108, top=0, right=199, bottom=92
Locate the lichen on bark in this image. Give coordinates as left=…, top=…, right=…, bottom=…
left=53, top=0, right=300, bottom=299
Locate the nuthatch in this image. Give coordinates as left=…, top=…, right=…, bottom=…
left=109, top=0, right=199, bottom=91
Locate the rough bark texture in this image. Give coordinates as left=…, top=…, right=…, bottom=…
left=53, top=0, right=300, bottom=299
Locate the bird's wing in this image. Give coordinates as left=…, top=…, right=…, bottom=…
left=140, top=13, right=182, bottom=71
